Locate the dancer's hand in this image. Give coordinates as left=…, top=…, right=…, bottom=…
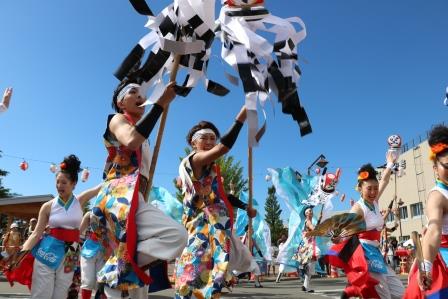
left=418, top=270, right=432, bottom=291
left=7, top=250, right=29, bottom=270
left=386, top=150, right=398, bottom=165
left=158, top=81, right=177, bottom=108
left=331, top=236, right=342, bottom=244
left=235, top=105, right=247, bottom=123
left=1, top=87, right=13, bottom=110
left=246, top=206, right=257, bottom=218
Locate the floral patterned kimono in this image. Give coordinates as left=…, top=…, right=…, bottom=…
left=175, top=152, right=233, bottom=299
left=293, top=235, right=318, bottom=267
left=92, top=114, right=151, bottom=292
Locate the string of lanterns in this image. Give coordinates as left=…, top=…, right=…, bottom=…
left=7, top=154, right=96, bottom=183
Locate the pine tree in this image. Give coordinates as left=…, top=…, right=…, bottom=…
left=0, top=151, right=13, bottom=198
left=264, top=186, right=284, bottom=245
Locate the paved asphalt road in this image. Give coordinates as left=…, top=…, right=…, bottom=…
left=0, top=275, right=409, bottom=299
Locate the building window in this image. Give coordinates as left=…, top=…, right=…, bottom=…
left=400, top=235, right=410, bottom=242
left=386, top=212, right=395, bottom=222
left=411, top=202, right=423, bottom=217
left=399, top=206, right=408, bottom=220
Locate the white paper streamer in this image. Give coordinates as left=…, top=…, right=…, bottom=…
left=218, top=3, right=309, bottom=145
left=118, top=0, right=229, bottom=102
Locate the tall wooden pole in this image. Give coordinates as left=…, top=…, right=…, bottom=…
left=248, top=146, right=254, bottom=251
left=394, top=173, right=403, bottom=240
left=145, top=55, right=181, bottom=200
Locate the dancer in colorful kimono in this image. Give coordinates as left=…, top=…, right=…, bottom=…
left=1, top=223, right=22, bottom=261
left=336, top=153, right=404, bottom=299
left=5, top=155, right=101, bottom=298
left=295, top=206, right=318, bottom=293
left=233, top=225, right=265, bottom=287
left=267, top=167, right=329, bottom=283
left=176, top=106, right=247, bottom=298
left=79, top=211, right=107, bottom=299
left=404, top=125, right=448, bottom=298
left=230, top=192, right=268, bottom=288
left=92, top=80, right=187, bottom=299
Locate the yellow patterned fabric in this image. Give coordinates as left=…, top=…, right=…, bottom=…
left=92, top=114, right=144, bottom=291
left=175, top=153, right=231, bottom=299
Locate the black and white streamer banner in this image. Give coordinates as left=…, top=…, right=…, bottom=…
left=115, top=0, right=229, bottom=105
left=218, top=1, right=312, bottom=146
left=444, top=86, right=448, bottom=106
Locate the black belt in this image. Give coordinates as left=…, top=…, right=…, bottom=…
left=225, top=8, right=269, bottom=20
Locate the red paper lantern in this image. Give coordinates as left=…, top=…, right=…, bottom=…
left=20, top=161, right=28, bottom=171
left=49, top=163, right=57, bottom=173
left=81, top=168, right=90, bottom=182
left=314, top=168, right=320, bottom=174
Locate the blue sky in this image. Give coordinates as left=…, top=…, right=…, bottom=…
left=0, top=0, right=447, bottom=221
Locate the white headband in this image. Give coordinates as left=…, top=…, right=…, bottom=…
left=117, top=83, right=141, bottom=103
left=191, top=129, right=216, bottom=143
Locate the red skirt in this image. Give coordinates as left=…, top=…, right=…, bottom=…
left=404, top=236, right=448, bottom=299
left=3, top=253, right=34, bottom=290
left=327, top=231, right=381, bottom=298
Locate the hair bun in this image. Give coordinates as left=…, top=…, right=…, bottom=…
left=428, top=125, right=448, bottom=147
left=63, top=155, right=81, bottom=173
left=60, top=154, right=81, bottom=182
left=357, top=163, right=377, bottom=180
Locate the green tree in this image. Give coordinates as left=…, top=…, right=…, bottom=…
left=0, top=151, right=13, bottom=198
left=174, top=147, right=248, bottom=201
left=264, top=186, right=284, bottom=245
left=0, top=168, right=12, bottom=198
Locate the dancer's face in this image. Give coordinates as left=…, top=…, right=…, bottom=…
left=360, top=179, right=379, bottom=202
left=305, top=208, right=313, bottom=218
left=192, top=133, right=217, bottom=152
left=118, top=87, right=145, bottom=118
left=56, top=172, right=76, bottom=200
left=434, top=153, right=448, bottom=184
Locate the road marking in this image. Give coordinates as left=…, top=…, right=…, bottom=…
left=0, top=294, right=30, bottom=298
left=313, top=289, right=345, bottom=299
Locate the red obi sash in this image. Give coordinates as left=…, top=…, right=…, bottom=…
left=358, top=230, right=381, bottom=242
left=49, top=228, right=80, bottom=243
left=404, top=235, right=448, bottom=299
left=88, top=231, right=99, bottom=242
